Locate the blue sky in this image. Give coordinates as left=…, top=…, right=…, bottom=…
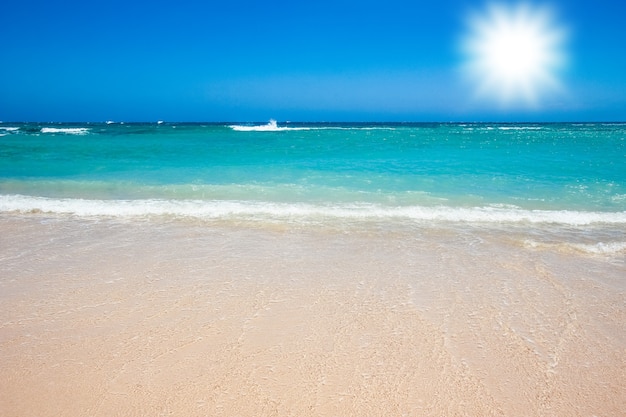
left=2, top=0, right=625, bottom=122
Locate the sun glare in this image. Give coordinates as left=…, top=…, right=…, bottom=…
left=461, top=2, right=567, bottom=107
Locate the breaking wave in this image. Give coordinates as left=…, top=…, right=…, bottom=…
left=40, top=127, right=90, bottom=135
left=229, top=120, right=396, bottom=132
left=229, top=120, right=311, bottom=132
left=2, top=194, right=625, bottom=226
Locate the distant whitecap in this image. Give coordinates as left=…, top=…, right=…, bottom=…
left=230, top=120, right=308, bottom=132
left=40, top=127, right=90, bottom=135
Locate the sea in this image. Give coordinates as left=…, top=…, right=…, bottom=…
left=2, top=120, right=625, bottom=416
left=1, top=120, right=625, bottom=254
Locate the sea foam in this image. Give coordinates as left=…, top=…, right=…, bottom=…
left=2, top=194, right=625, bottom=226
left=524, top=239, right=626, bottom=255
left=230, top=120, right=311, bottom=132
left=40, top=127, right=90, bottom=135
left=229, top=120, right=395, bottom=132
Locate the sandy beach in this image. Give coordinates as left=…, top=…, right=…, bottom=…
left=1, top=214, right=624, bottom=416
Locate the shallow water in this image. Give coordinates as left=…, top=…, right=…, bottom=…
left=1, top=214, right=624, bottom=416
left=2, top=122, right=625, bottom=212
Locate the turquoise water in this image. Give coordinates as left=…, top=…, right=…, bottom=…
left=1, top=121, right=625, bottom=226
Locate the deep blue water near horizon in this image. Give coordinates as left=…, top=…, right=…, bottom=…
left=1, top=121, right=625, bottom=231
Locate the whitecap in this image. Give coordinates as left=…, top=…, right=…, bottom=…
left=229, top=120, right=395, bottom=132
left=40, top=127, right=90, bottom=135
left=497, top=126, right=542, bottom=130
left=230, top=120, right=311, bottom=132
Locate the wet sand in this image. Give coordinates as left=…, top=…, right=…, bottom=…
left=1, top=215, right=625, bottom=416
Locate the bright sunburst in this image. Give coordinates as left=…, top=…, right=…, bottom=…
left=461, top=2, right=567, bottom=107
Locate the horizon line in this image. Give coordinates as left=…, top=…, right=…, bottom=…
left=2, top=120, right=625, bottom=124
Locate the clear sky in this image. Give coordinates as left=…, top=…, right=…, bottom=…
left=2, top=0, right=625, bottom=122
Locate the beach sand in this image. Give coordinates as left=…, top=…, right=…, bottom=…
left=1, top=215, right=624, bottom=416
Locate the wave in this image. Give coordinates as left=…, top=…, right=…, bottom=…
left=497, top=126, right=543, bottom=131
left=524, top=240, right=626, bottom=255
left=0, top=127, right=19, bottom=136
left=40, top=127, right=90, bottom=135
left=461, top=126, right=543, bottom=132
left=2, top=194, right=625, bottom=226
left=230, top=120, right=311, bottom=132
left=229, top=120, right=396, bottom=132
left=571, top=242, right=626, bottom=254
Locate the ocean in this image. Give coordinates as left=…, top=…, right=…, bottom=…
left=2, top=120, right=625, bottom=415
left=1, top=120, right=625, bottom=249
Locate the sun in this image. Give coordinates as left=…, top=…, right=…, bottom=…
left=461, top=2, right=567, bottom=107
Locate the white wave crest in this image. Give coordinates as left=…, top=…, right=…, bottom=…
left=497, top=126, right=542, bottom=130
left=229, top=120, right=395, bottom=132
left=40, top=127, right=90, bottom=135
left=230, top=120, right=311, bottom=132
left=2, top=194, right=626, bottom=226
left=0, top=127, right=19, bottom=132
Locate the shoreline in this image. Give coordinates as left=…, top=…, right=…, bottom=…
left=1, top=214, right=625, bottom=416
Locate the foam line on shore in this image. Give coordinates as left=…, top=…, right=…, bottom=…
left=2, top=194, right=625, bottom=226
